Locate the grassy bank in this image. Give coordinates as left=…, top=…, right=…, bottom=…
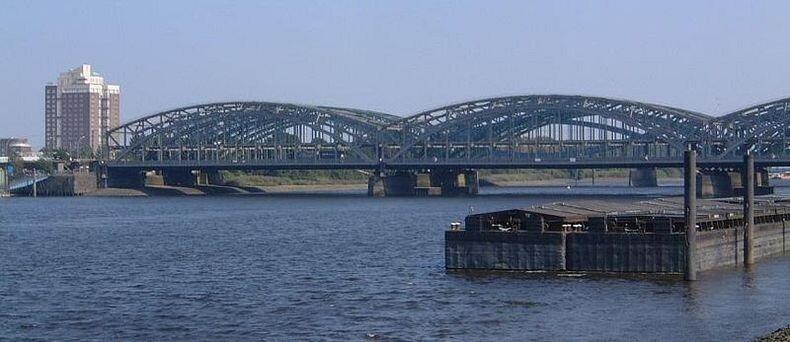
left=479, top=168, right=682, bottom=184
left=221, top=168, right=684, bottom=187
left=222, top=170, right=370, bottom=186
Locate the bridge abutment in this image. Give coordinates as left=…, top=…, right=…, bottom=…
left=629, top=167, right=658, bottom=187
left=368, top=170, right=479, bottom=197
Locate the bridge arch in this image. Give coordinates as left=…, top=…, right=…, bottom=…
left=706, top=97, right=790, bottom=159
left=104, top=95, right=790, bottom=168
left=106, top=102, right=398, bottom=164
left=379, top=95, right=712, bottom=163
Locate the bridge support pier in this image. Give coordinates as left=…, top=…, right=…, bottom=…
left=368, top=170, right=479, bottom=197
left=196, top=170, right=224, bottom=185
left=162, top=168, right=198, bottom=187
left=629, top=167, right=658, bottom=187
left=430, top=170, right=479, bottom=196
left=367, top=171, right=420, bottom=196
left=106, top=168, right=146, bottom=188
left=0, top=166, right=8, bottom=196
left=367, top=174, right=385, bottom=197
left=697, top=168, right=773, bottom=198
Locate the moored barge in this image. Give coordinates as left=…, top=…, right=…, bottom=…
left=446, top=196, right=789, bottom=274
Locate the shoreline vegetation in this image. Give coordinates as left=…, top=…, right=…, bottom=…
left=222, top=170, right=370, bottom=187
left=221, top=168, right=684, bottom=188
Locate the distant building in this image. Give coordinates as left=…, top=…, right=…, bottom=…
left=45, top=64, right=120, bottom=153
left=0, top=137, right=37, bottom=161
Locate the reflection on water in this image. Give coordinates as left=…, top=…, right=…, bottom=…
left=0, top=186, right=788, bottom=340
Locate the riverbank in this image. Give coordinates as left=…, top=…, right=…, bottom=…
left=482, top=177, right=684, bottom=187
left=251, top=183, right=366, bottom=193
left=43, top=179, right=684, bottom=197
left=759, top=327, right=790, bottom=341
left=84, top=187, right=148, bottom=197
left=221, top=170, right=368, bottom=187
left=83, top=183, right=368, bottom=197
left=31, top=170, right=684, bottom=197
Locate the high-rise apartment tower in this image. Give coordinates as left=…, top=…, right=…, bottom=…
left=44, top=64, right=120, bottom=153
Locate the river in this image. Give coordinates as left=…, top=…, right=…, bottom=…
left=1, top=186, right=789, bottom=341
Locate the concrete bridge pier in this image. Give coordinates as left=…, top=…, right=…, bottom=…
left=757, top=168, right=770, bottom=188
left=161, top=169, right=225, bottom=187
left=368, top=172, right=411, bottom=196
left=697, top=168, right=773, bottom=198
left=696, top=171, right=737, bottom=198
left=162, top=168, right=198, bottom=187
left=0, top=165, right=9, bottom=196
left=430, top=170, right=478, bottom=196
left=367, top=174, right=385, bottom=196
left=629, top=167, right=658, bottom=187
left=106, top=168, right=146, bottom=188
left=368, top=170, right=479, bottom=197
left=467, top=170, right=480, bottom=194
left=196, top=170, right=224, bottom=185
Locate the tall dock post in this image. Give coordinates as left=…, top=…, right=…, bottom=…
left=32, top=168, right=37, bottom=198
left=743, top=152, right=755, bottom=265
left=684, top=149, right=697, bottom=281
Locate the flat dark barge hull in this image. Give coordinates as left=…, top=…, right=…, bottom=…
left=446, top=197, right=789, bottom=273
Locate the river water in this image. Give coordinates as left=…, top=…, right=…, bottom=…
left=1, top=186, right=789, bottom=341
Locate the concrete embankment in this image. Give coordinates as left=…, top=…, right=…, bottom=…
left=12, top=173, right=97, bottom=196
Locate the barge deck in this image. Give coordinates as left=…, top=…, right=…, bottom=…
left=446, top=196, right=789, bottom=274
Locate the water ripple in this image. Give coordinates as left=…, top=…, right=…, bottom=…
left=1, top=191, right=790, bottom=340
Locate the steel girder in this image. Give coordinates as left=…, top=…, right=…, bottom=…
left=106, top=95, right=790, bottom=166
left=705, top=97, right=790, bottom=158
left=106, top=102, right=396, bottom=163
left=380, top=95, right=710, bottom=161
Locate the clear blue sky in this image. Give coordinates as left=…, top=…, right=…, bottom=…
left=2, top=0, right=790, bottom=148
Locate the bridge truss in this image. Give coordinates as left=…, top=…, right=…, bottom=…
left=105, top=96, right=790, bottom=169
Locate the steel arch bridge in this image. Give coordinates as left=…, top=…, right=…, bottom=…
left=104, top=95, right=790, bottom=170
